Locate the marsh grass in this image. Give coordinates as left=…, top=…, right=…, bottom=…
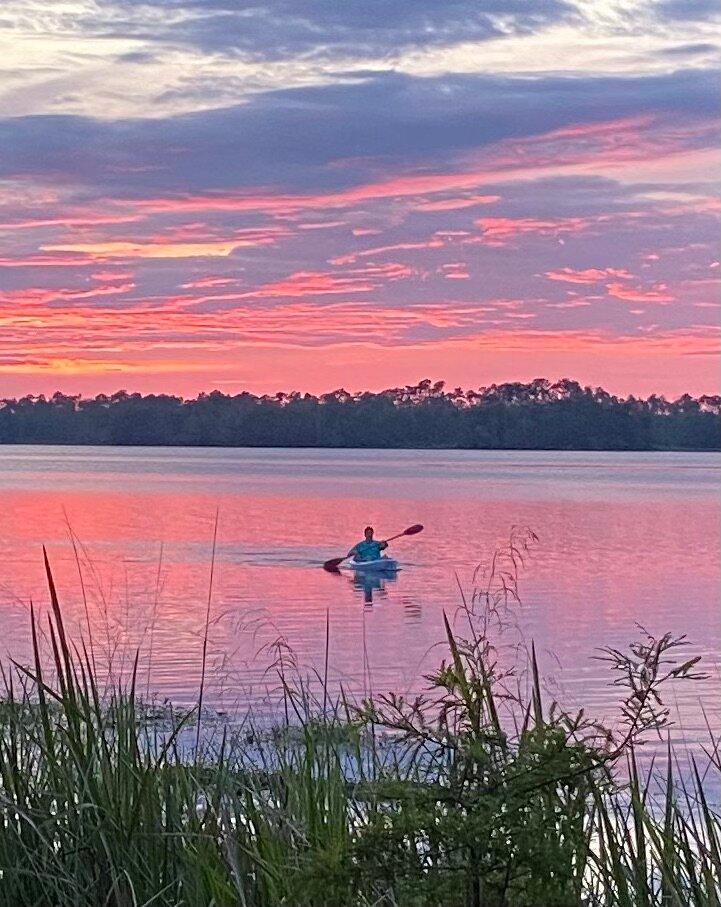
left=0, top=539, right=718, bottom=906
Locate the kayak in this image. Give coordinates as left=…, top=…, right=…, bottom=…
left=344, top=556, right=399, bottom=572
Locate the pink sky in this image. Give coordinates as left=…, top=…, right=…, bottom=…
left=0, top=4, right=719, bottom=399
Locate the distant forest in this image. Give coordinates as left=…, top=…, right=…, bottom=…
left=1, top=379, right=719, bottom=450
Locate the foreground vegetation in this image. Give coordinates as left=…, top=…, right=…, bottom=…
left=0, top=539, right=719, bottom=906
left=1, top=378, right=719, bottom=449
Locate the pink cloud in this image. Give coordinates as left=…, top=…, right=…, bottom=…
left=297, top=220, right=347, bottom=230
left=1, top=259, right=717, bottom=399
left=413, top=194, right=500, bottom=212
left=605, top=281, right=674, bottom=304
left=438, top=262, right=470, bottom=279
left=112, top=115, right=714, bottom=220
left=0, top=282, right=135, bottom=306
left=90, top=270, right=135, bottom=281
left=537, top=115, right=652, bottom=141
left=0, top=253, right=107, bottom=267
left=2, top=301, right=715, bottom=364
left=0, top=110, right=716, bottom=398
left=544, top=267, right=634, bottom=284
left=329, top=238, right=445, bottom=266
left=40, top=237, right=264, bottom=260
left=0, top=213, right=141, bottom=230
left=546, top=299, right=593, bottom=309
left=238, top=262, right=414, bottom=299
left=180, top=276, right=240, bottom=289
left=474, top=216, right=594, bottom=245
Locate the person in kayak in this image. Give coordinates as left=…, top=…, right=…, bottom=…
left=347, top=526, right=388, bottom=562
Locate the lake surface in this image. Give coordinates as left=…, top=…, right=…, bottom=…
left=1, top=446, right=719, bottom=759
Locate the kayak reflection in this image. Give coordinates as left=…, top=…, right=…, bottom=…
left=351, top=568, right=398, bottom=604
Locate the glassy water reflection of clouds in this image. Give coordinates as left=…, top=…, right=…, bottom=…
left=0, top=447, right=718, bottom=763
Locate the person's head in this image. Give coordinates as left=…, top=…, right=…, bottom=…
left=364, top=526, right=374, bottom=540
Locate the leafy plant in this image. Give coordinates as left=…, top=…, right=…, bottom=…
left=0, top=542, right=717, bottom=906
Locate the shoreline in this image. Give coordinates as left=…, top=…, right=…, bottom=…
left=0, top=441, right=718, bottom=452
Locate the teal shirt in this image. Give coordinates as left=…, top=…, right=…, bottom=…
left=353, top=539, right=383, bottom=562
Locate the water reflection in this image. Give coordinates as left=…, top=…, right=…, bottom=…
left=0, top=446, right=718, bottom=762
left=349, top=568, right=398, bottom=605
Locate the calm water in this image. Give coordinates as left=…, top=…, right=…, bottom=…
left=1, top=446, right=719, bottom=756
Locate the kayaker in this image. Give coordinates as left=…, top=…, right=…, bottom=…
left=347, top=526, right=388, bottom=562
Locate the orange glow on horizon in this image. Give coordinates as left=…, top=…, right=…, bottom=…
left=1, top=323, right=718, bottom=400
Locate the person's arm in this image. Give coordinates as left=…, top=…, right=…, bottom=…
left=379, top=540, right=388, bottom=551
left=347, top=544, right=358, bottom=557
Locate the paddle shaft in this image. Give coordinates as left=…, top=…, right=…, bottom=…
left=382, top=523, right=423, bottom=543
left=384, top=530, right=410, bottom=542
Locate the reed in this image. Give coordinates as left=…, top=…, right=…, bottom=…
left=0, top=544, right=717, bottom=906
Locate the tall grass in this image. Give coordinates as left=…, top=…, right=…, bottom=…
left=0, top=543, right=718, bottom=906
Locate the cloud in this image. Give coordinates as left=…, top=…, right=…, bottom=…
left=438, top=262, right=470, bottom=280
left=329, top=239, right=445, bottom=266
left=657, top=42, right=719, bottom=57
left=232, top=262, right=415, bottom=300
left=0, top=281, right=136, bottom=306
left=0, top=212, right=141, bottom=230
left=40, top=240, right=258, bottom=260
left=544, top=267, right=634, bottom=284
left=91, top=270, right=135, bottom=281
left=0, top=69, right=717, bottom=196
left=653, top=0, right=720, bottom=21
left=474, top=216, right=594, bottom=245
left=180, top=276, right=240, bottom=289
left=36, top=226, right=287, bottom=261
left=0, top=253, right=109, bottom=268
left=0, top=15, right=717, bottom=396
left=605, top=281, right=675, bottom=303
left=413, top=194, right=501, bottom=212
left=101, top=0, right=575, bottom=58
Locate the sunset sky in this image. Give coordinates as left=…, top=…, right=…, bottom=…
left=0, top=1, right=719, bottom=398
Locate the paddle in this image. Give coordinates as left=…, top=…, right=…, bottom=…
left=323, top=524, right=423, bottom=572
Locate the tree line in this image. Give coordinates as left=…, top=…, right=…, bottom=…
left=0, top=379, right=718, bottom=450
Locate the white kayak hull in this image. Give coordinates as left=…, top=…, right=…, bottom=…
left=345, top=557, right=399, bottom=572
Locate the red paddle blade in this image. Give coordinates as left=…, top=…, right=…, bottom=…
left=323, top=557, right=345, bottom=571
left=403, top=524, right=424, bottom=535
